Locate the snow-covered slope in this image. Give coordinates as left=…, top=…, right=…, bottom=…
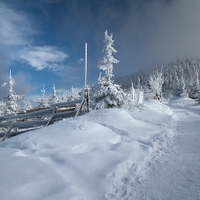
left=0, top=98, right=197, bottom=200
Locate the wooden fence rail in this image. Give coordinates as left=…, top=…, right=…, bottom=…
left=0, top=98, right=85, bottom=141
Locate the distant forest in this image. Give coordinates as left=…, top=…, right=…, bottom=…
left=115, top=58, right=200, bottom=99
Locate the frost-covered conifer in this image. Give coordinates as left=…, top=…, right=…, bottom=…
left=68, top=86, right=80, bottom=101
left=92, top=78, right=126, bottom=109
left=49, top=84, right=59, bottom=105
left=92, top=30, right=126, bottom=109
left=60, top=87, right=80, bottom=102
left=131, top=83, right=135, bottom=101
left=36, top=85, right=49, bottom=108
left=1, top=70, right=22, bottom=115
left=190, top=67, right=200, bottom=99
left=98, top=30, right=119, bottom=82
left=22, top=97, right=32, bottom=111
left=149, top=69, right=164, bottom=101
left=178, top=69, right=188, bottom=97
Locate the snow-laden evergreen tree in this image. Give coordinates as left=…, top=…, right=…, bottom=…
left=98, top=30, right=119, bottom=81
left=36, top=85, right=49, bottom=108
left=22, top=97, right=32, bottom=112
left=92, top=77, right=126, bottom=109
left=1, top=70, right=22, bottom=115
left=60, top=87, right=80, bottom=102
left=68, top=86, right=81, bottom=101
left=131, top=83, right=135, bottom=101
left=190, top=67, right=200, bottom=98
left=92, top=30, right=126, bottom=109
left=149, top=69, right=164, bottom=101
left=177, top=68, right=188, bottom=97
left=49, top=84, right=59, bottom=105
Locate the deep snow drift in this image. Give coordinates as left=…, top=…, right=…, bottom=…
left=0, top=98, right=199, bottom=199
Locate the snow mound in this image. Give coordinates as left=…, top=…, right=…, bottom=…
left=0, top=100, right=176, bottom=200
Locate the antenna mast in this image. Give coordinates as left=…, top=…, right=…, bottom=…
left=84, top=43, right=87, bottom=87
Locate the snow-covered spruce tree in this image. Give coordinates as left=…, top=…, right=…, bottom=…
left=177, top=68, right=188, bottom=97
left=149, top=68, right=164, bottom=102
left=60, top=87, right=80, bottom=102
left=92, top=30, right=126, bottom=109
left=22, top=97, right=32, bottom=112
left=49, top=84, right=59, bottom=105
left=68, top=86, right=81, bottom=101
left=190, top=67, right=200, bottom=99
left=36, top=85, right=49, bottom=108
left=125, top=83, right=138, bottom=108
left=98, top=30, right=119, bottom=82
left=1, top=70, right=22, bottom=115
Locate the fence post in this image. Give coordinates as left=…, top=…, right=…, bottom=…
left=84, top=87, right=89, bottom=112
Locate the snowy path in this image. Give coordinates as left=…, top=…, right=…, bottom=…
left=132, top=98, right=200, bottom=200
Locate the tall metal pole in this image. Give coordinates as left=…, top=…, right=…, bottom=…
left=84, top=43, right=89, bottom=112
left=85, top=43, right=87, bottom=87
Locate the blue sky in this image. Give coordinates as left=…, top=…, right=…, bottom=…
left=1, top=0, right=200, bottom=99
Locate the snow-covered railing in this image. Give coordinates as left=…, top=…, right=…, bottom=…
left=0, top=99, right=85, bottom=141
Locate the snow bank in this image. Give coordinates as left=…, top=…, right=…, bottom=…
left=0, top=100, right=176, bottom=200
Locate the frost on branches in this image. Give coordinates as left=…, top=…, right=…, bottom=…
left=1, top=70, right=22, bottom=115
left=149, top=69, right=164, bottom=102
left=98, top=30, right=119, bottom=82
left=36, top=85, right=49, bottom=108
left=49, top=84, right=59, bottom=105
left=92, top=78, right=126, bottom=109
left=93, top=30, right=126, bottom=109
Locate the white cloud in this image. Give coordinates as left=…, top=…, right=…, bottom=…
left=77, top=58, right=84, bottom=64
left=0, top=2, right=36, bottom=47
left=19, top=46, right=68, bottom=71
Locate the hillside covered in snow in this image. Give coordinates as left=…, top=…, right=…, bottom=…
left=0, top=97, right=200, bottom=199
left=116, top=58, right=200, bottom=99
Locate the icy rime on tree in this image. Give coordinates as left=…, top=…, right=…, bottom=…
left=149, top=68, right=164, bottom=101
left=49, top=84, right=59, bottom=105
left=36, top=85, right=49, bottom=108
left=92, top=30, right=126, bottom=109
left=1, top=70, right=22, bottom=115
left=98, top=30, right=119, bottom=82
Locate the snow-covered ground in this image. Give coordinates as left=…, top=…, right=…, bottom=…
left=0, top=98, right=199, bottom=200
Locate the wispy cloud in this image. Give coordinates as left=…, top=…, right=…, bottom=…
left=77, top=58, right=84, bottom=64
left=0, top=2, right=36, bottom=47
left=19, top=46, right=68, bottom=71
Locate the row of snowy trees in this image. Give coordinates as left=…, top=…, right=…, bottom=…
left=116, top=58, right=200, bottom=100
left=0, top=73, right=81, bottom=116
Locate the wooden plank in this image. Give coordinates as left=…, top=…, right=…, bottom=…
left=46, top=114, right=55, bottom=126
left=75, top=99, right=85, bottom=117
left=12, top=120, right=49, bottom=129
left=2, top=123, right=14, bottom=141
left=53, top=110, right=77, bottom=121
left=0, top=123, right=11, bottom=128
left=0, top=107, right=54, bottom=122
left=50, top=99, right=82, bottom=108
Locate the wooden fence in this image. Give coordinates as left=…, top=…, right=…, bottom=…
left=0, top=98, right=86, bottom=141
